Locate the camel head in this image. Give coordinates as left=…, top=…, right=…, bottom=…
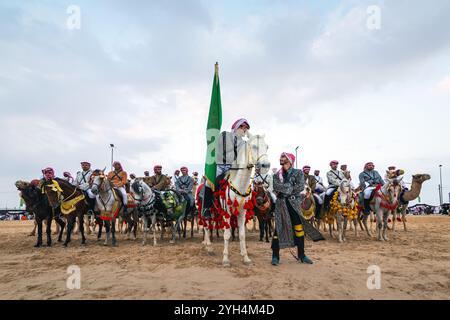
left=15, top=180, right=30, bottom=190
left=411, top=174, right=431, bottom=184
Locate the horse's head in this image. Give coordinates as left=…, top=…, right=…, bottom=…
left=248, top=134, right=270, bottom=174
left=90, top=169, right=107, bottom=195
left=338, top=179, right=355, bottom=206
left=131, top=179, right=154, bottom=204
left=42, top=179, right=65, bottom=209
left=253, top=182, right=267, bottom=205
left=339, top=179, right=352, bottom=195
left=15, top=180, right=40, bottom=205
left=383, top=178, right=402, bottom=204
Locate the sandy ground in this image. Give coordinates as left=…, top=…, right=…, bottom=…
left=0, top=216, right=449, bottom=300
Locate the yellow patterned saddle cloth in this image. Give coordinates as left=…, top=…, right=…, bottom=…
left=61, top=194, right=85, bottom=215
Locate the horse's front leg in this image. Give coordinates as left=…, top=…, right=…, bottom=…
left=222, top=221, right=232, bottom=267
left=238, top=213, right=251, bottom=265
left=35, top=217, right=43, bottom=247
left=169, top=221, right=176, bottom=244
left=111, top=217, right=117, bottom=247
left=392, top=210, right=397, bottom=232
left=64, top=215, right=75, bottom=247
left=97, top=217, right=103, bottom=241
left=46, top=216, right=52, bottom=247
left=104, top=221, right=110, bottom=246
left=258, top=216, right=264, bottom=241
left=336, top=213, right=343, bottom=243
left=79, top=214, right=86, bottom=245
left=376, top=209, right=383, bottom=241
left=362, top=214, right=372, bottom=237
left=142, top=216, right=148, bottom=246
left=342, top=215, right=348, bottom=242
left=152, top=215, right=158, bottom=246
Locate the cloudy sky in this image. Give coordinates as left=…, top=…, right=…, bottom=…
left=1, top=0, right=449, bottom=208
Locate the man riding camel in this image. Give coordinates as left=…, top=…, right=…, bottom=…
left=107, top=161, right=128, bottom=214
left=358, top=162, right=384, bottom=214
left=175, top=167, right=195, bottom=208
left=271, top=152, right=316, bottom=266
left=74, top=161, right=96, bottom=214
left=148, top=165, right=171, bottom=191
left=202, top=118, right=252, bottom=218
left=323, top=160, right=346, bottom=211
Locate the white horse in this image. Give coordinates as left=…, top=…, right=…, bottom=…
left=328, top=179, right=359, bottom=242
left=129, top=178, right=158, bottom=246
left=203, top=134, right=270, bottom=267
left=371, top=176, right=403, bottom=241
left=90, top=170, right=123, bottom=246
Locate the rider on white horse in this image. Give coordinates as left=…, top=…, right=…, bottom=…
left=202, top=118, right=251, bottom=218
left=358, top=162, right=384, bottom=214
left=323, top=160, right=346, bottom=211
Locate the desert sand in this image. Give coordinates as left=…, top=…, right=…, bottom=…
left=0, top=216, right=449, bottom=300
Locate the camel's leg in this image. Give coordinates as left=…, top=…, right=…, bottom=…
left=402, top=210, right=407, bottom=232
left=222, top=218, right=232, bottom=267
left=353, top=219, right=358, bottom=237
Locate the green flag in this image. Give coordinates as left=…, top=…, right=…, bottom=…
left=204, top=62, right=222, bottom=190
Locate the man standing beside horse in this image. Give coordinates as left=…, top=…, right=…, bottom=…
left=271, top=153, right=324, bottom=266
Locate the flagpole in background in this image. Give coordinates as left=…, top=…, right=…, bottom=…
left=201, top=62, right=223, bottom=217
